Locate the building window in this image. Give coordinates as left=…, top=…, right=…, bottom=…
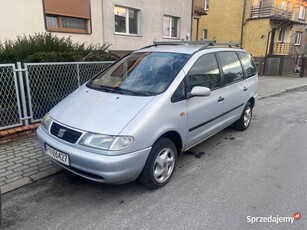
left=43, top=0, right=91, bottom=34
left=114, top=6, right=140, bottom=35
left=203, top=29, right=208, bottom=40
left=204, top=0, right=209, bottom=10
left=278, top=28, right=285, bottom=42
left=299, top=6, right=306, bottom=19
left=163, top=15, right=180, bottom=38
left=295, top=32, right=303, bottom=45
left=46, top=15, right=88, bottom=32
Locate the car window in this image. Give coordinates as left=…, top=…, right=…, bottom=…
left=217, top=51, right=244, bottom=85
left=237, top=51, right=257, bottom=78
left=171, top=80, right=186, bottom=103
left=187, top=53, right=222, bottom=91
left=87, top=52, right=190, bottom=96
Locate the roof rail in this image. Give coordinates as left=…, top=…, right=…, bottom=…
left=200, top=42, right=242, bottom=50
left=140, top=41, right=243, bottom=51
left=153, top=40, right=216, bottom=46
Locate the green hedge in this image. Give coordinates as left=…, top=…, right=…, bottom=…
left=0, top=33, right=117, bottom=63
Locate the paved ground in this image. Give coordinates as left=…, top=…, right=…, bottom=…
left=0, top=138, right=61, bottom=193
left=1, top=75, right=307, bottom=194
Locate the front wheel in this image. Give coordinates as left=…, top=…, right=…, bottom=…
left=233, top=102, right=253, bottom=131
left=138, top=138, right=177, bottom=189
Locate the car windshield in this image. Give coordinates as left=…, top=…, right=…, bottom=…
left=87, top=52, right=190, bottom=96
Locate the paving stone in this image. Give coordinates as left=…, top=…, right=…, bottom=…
left=13, top=165, right=29, bottom=172
left=7, top=163, right=23, bottom=171
left=23, top=166, right=39, bottom=173
left=0, top=170, right=14, bottom=178
left=22, top=159, right=37, bottom=165
left=5, top=170, right=23, bottom=179
left=5, top=175, right=23, bottom=183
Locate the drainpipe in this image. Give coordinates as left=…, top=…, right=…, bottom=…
left=101, top=0, right=105, bottom=45
left=264, top=30, right=274, bottom=75
left=190, top=0, right=194, bottom=41
left=241, top=0, right=247, bottom=46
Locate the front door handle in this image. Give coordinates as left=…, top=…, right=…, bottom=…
left=218, top=96, right=224, bottom=102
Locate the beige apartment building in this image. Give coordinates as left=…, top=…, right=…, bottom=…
left=0, top=0, right=192, bottom=53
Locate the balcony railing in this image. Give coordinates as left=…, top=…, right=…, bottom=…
left=251, top=4, right=293, bottom=20
left=272, top=42, right=293, bottom=55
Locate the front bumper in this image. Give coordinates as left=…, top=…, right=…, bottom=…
left=36, top=126, right=151, bottom=184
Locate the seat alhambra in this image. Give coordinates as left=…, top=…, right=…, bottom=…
left=37, top=41, right=258, bottom=189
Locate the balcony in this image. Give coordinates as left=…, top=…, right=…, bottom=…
left=251, top=4, right=293, bottom=20
left=272, top=43, right=293, bottom=55
left=194, top=7, right=207, bottom=16
left=193, top=0, right=207, bottom=16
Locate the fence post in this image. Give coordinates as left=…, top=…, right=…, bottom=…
left=76, top=63, right=81, bottom=87
left=16, top=62, right=29, bottom=126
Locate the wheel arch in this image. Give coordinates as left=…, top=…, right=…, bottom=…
left=248, top=97, right=255, bottom=108
left=158, top=131, right=183, bottom=154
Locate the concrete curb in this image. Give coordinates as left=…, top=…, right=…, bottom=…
left=259, top=85, right=307, bottom=99
left=1, top=167, right=62, bottom=194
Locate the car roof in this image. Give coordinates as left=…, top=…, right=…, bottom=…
left=135, top=43, right=246, bottom=55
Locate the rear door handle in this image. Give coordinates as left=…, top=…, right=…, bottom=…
left=218, top=96, right=224, bottom=102
left=243, top=87, right=248, bottom=92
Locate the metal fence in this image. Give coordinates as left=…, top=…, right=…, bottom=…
left=0, top=61, right=113, bottom=130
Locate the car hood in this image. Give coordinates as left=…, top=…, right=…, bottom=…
left=49, top=85, right=154, bottom=135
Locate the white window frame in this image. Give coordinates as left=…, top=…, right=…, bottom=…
left=114, top=5, right=140, bottom=36
left=294, top=32, right=303, bottom=45
left=204, top=0, right=209, bottom=10
left=299, top=5, right=306, bottom=20
left=163, top=15, right=180, bottom=39
left=203, top=29, right=208, bottom=40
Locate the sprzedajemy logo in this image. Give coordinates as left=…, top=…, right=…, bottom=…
left=247, top=212, right=301, bottom=225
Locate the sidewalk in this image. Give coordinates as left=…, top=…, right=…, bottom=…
left=1, top=75, right=307, bottom=194
left=258, top=75, right=307, bottom=98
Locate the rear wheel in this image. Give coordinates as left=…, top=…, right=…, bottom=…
left=139, top=138, right=177, bottom=189
left=233, top=102, right=252, bottom=131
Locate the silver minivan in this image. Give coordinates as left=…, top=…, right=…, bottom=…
left=37, top=42, right=258, bottom=189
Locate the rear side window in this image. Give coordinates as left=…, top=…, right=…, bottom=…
left=217, top=52, right=244, bottom=85
left=187, top=53, right=222, bottom=91
left=238, top=52, right=257, bottom=78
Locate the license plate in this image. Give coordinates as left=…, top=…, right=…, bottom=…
left=45, top=144, right=70, bottom=166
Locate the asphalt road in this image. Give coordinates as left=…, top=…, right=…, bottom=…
left=1, top=87, right=307, bottom=230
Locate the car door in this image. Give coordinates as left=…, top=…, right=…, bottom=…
left=185, top=53, right=226, bottom=149
left=237, top=51, right=258, bottom=100
left=215, top=51, right=246, bottom=123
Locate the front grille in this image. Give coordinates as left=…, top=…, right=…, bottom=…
left=50, top=122, right=82, bottom=143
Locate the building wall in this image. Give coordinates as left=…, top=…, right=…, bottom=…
left=0, top=0, right=192, bottom=51
left=0, top=0, right=104, bottom=45
left=103, top=0, right=192, bottom=51
left=243, top=19, right=272, bottom=57
left=0, top=0, right=45, bottom=41
left=203, top=0, right=245, bottom=43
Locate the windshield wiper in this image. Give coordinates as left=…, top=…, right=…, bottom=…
left=113, top=87, right=149, bottom=96
left=97, top=85, right=148, bottom=96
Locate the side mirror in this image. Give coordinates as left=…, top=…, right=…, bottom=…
left=190, top=86, right=211, bottom=97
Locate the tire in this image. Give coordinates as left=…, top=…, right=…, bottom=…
left=139, top=138, right=177, bottom=189
left=233, top=102, right=253, bottom=131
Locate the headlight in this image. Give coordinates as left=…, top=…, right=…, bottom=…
left=41, top=114, right=52, bottom=131
left=79, top=133, right=134, bottom=151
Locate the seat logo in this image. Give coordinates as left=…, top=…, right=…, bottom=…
left=57, top=128, right=66, bottom=138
